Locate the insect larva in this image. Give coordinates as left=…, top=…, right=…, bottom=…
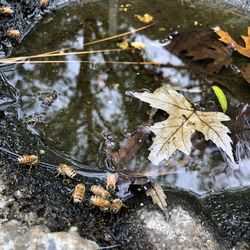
left=90, top=185, right=111, bottom=199
left=18, top=155, right=38, bottom=165
left=110, top=199, right=123, bottom=214
left=90, top=195, right=110, bottom=212
left=0, top=7, right=13, bottom=15
left=40, top=0, right=49, bottom=7
left=72, top=184, right=85, bottom=203
left=57, top=164, right=76, bottom=178
left=106, top=173, right=118, bottom=193
left=6, top=29, right=21, bottom=38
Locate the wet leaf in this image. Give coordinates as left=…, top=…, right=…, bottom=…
left=214, top=26, right=250, bottom=58
left=146, top=182, right=167, bottom=216
left=167, top=28, right=232, bottom=73
left=117, top=39, right=129, bottom=49
left=106, top=123, right=151, bottom=169
left=135, top=13, right=153, bottom=24
left=132, top=87, right=234, bottom=164
left=130, top=41, right=146, bottom=49
left=240, top=64, right=250, bottom=85
left=212, top=85, right=227, bottom=113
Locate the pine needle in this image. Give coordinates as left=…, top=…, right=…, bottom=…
left=0, top=23, right=154, bottom=64
left=3, top=60, right=163, bottom=65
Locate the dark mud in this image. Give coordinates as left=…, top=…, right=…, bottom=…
left=0, top=0, right=81, bottom=57
left=0, top=0, right=249, bottom=249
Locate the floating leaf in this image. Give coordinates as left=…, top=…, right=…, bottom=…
left=167, top=28, right=232, bottom=73
left=212, top=85, right=227, bottom=113
left=214, top=26, right=250, bottom=58
left=130, top=41, right=146, bottom=49
left=240, top=64, right=250, bottom=85
left=146, top=182, right=167, bottom=216
left=131, top=87, right=234, bottom=164
left=135, top=13, right=153, bottom=24
left=106, top=123, right=151, bottom=170
left=117, top=39, right=129, bottom=49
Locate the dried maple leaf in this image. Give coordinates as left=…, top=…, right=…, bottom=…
left=132, top=87, right=234, bottom=165
left=166, top=28, right=232, bottom=73
left=146, top=182, right=167, bottom=216
left=214, top=26, right=250, bottom=58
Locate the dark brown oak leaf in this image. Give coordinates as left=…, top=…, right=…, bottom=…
left=166, top=28, right=232, bottom=73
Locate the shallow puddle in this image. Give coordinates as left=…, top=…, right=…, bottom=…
left=3, top=0, right=250, bottom=196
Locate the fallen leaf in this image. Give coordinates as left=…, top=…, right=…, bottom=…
left=131, top=87, right=234, bottom=165
left=214, top=26, right=250, bottom=58
left=106, top=123, right=151, bottom=169
left=117, top=39, right=129, bottom=49
left=135, top=13, right=153, bottom=24
left=146, top=182, right=167, bottom=216
left=130, top=41, right=146, bottom=49
left=166, top=28, right=232, bottom=73
left=212, top=85, right=228, bottom=113
left=240, top=64, right=250, bottom=85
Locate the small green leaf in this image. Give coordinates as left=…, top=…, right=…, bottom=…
left=212, top=85, right=227, bottom=113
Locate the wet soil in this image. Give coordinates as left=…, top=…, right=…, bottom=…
left=0, top=0, right=250, bottom=249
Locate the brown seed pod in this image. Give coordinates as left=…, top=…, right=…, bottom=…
left=90, top=185, right=111, bottom=199
left=72, top=183, right=85, bottom=203
left=6, top=29, right=21, bottom=38
left=57, top=164, right=76, bottom=178
left=0, top=7, right=14, bottom=15
left=90, top=195, right=110, bottom=212
left=106, top=173, right=118, bottom=193
left=110, top=199, right=123, bottom=214
left=40, top=0, right=49, bottom=7
left=18, top=155, right=38, bottom=165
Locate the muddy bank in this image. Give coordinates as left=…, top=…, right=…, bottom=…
left=0, top=0, right=90, bottom=56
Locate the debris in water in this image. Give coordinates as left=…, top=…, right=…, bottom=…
left=135, top=13, right=154, bottom=24
left=214, top=26, right=250, bottom=58
left=212, top=85, right=228, bottom=113
left=146, top=182, right=168, bottom=216
left=132, top=87, right=234, bottom=164
left=117, top=39, right=129, bottom=49
left=167, top=28, right=232, bottom=73
left=130, top=41, right=146, bottom=49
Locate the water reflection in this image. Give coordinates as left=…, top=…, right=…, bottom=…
left=3, top=0, right=250, bottom=196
